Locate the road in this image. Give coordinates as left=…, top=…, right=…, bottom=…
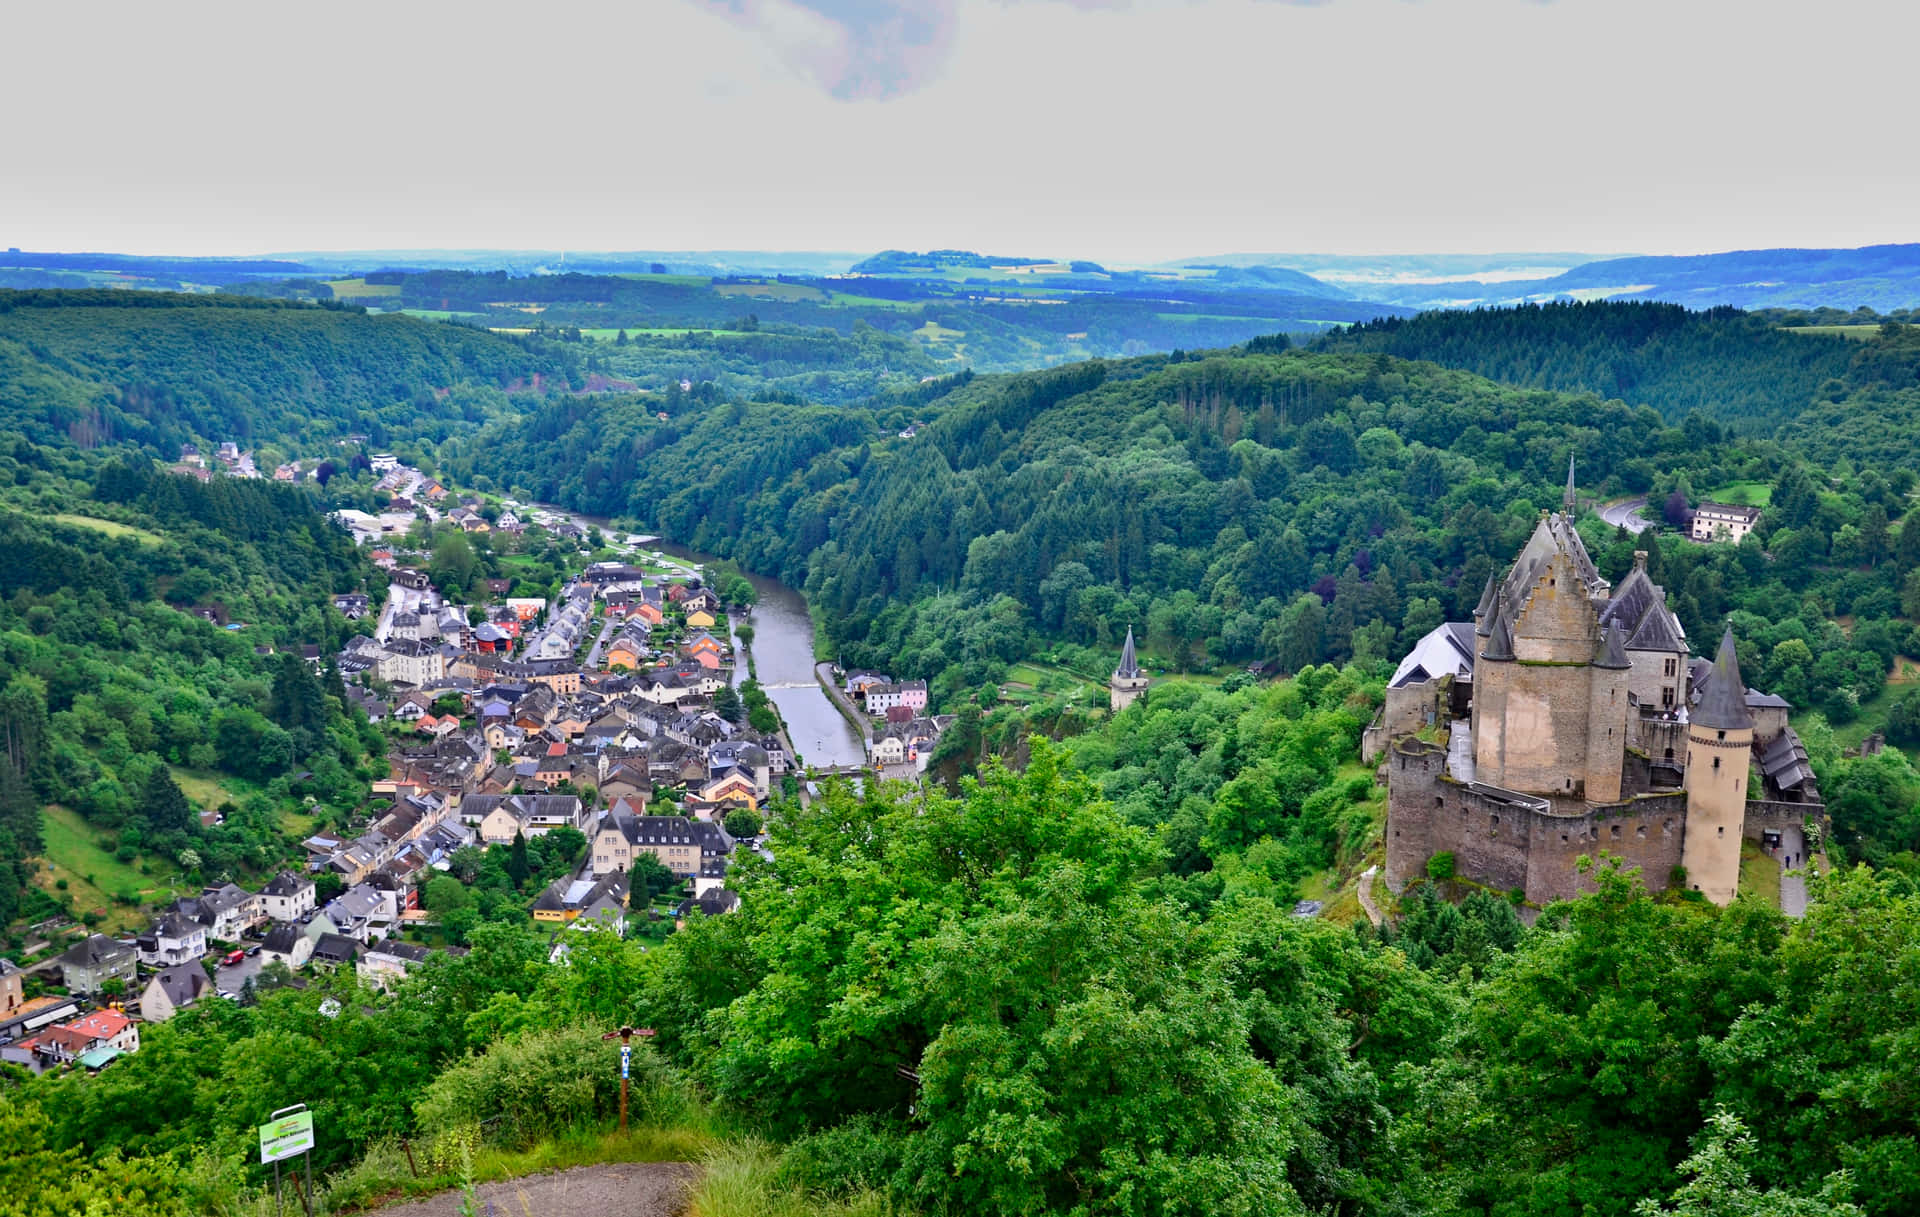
left=1357, top=865, right=1384, bottom=928
left=372, top=1162, right=698, bottom=1217
left=584, top=612, right=620, bottom=669
left=1779, top=824, right=1809, bottom=918
left=813, top=662, right=873, bottom=745
left=1598, top=497, right=1652, bottom=535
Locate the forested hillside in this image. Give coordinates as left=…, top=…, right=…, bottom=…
left=0, top=439, right=382, bottom=935
left=0, top=291, right=572, bottom=452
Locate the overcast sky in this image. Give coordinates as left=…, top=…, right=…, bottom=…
left=5, top=0, right=1915, bottom=264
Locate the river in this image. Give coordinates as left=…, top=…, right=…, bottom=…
left=526, top=504, right=868, bottom=770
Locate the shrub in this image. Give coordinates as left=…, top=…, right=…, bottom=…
left=1426, top=852, right=1456, bottom=882
left=414, top=1024, right=692, bottom=1149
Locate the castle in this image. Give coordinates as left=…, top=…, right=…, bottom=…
left=1381, top=473, right=1822, bottom=906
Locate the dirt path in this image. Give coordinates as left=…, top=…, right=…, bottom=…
left=1357, top=865, right=1384, bottom=928
left=374, top=1161, right=699, bottom=1217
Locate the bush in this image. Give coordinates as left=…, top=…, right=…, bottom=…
left=776, top=1116, right=904, bottom=1199
left=414, top=1024, right=690, bottom=1149
left=1426, top=852, right=1456, bottom=882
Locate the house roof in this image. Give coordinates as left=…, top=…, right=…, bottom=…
left=1390, top=622, right=1478, bottom=689
left=312, top=933, right=361, bottom=963
left=60, top=934, right=135, bottom=969
left=147, top=963, right=209, bottom=1008
left=1115, top=626, right=1141, bottom=679
left=262, top=923, right=304, bottom=954
left=261, top=871, right=311, bottom=897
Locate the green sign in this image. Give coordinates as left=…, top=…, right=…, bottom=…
left=259, top=1111, right=314, bottom=1164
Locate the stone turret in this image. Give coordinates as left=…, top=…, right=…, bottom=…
left=1110, top=627, right=1149, bottom=713
left=1681, top=627, right=1755, bottom=905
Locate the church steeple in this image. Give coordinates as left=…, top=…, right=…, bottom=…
left=1116, top=626, right=1141, bottom=679
left=1110, top=627, right=1149, bottom=712
left=1564, top=453, right=1577, bottom=515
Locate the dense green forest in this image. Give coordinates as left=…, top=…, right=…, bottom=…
left=0, top=439, right=383, bottom=936
left=0, top=291, right=572, bottom=452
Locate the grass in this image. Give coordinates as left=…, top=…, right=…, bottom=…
left=686, top=1139, right=894, bottom=1217
left=32, top=805, right=169, bottom=930
left=171, top=766, right=238, bottom=808
left=45, top=512, right=165, bottom=545
left=326, top=278, right=403, bottom=298
left=1705, top=481, right=1773, bottom=508
left=1738, top=838, right=1782, bottom=911
left=912, top=320, right=965, bottom=343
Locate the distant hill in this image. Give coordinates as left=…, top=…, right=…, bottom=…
left=1337, top=244, right=1920, bottom=312
left=1186, top=264, right=1352, bottom=299
left=850, top=249, right=1048, bottom=274
left=0, top=290, right=569, bottom=452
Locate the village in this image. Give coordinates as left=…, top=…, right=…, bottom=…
left=1, top=454, right=956, bottom=1077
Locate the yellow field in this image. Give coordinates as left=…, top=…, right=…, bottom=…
left=45, top=513, right=165, bottom=545
left=914, top=320, right=966, bottom=343
left=326, top=278, right=403, bottom=297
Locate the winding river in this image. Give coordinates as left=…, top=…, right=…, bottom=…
left=527, top=505, right=868, bottom=770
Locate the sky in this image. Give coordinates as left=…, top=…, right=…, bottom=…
left=4, top=0, right=1917, bottom=264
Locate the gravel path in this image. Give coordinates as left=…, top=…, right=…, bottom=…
left=1779, top=824, right=1809, bottom=919
left=373, top=1161, right=699, bottom=1217
left=1357, top=865, right=1384, bottom=928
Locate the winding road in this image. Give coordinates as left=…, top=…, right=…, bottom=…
left=1597, top=497, right=1653, bottom=535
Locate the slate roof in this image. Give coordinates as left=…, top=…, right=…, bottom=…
left=262, top=924, right=304, bottom=955
left=1389, top=622, right=1479, bottom=689
left=147, top=963, right=209, bottom=1008
left=1692, top=627, right=1755, bottom=731
left=1115, top=626, right=1141, bottom=679
left=1759, top=730, right=1816, bottom=792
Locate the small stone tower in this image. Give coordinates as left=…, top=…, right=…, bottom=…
left=1110, top=627, right=1149, bottom=713
left=1681, top=627, right=1754, bottom=905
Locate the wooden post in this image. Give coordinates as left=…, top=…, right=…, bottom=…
left=602, top=1026, right=656, bottom=1136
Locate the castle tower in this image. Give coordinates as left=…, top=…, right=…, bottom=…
left=1110, top=627, right=1149, bottom=713
left=1681, top=627, right=1754, bottom=905
left=1584, top=621, right=1632, bottom=803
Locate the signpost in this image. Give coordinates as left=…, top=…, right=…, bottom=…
left=260, top=1104, right=315, bottom=1216
left=600, top=1026, right=655, bottom=1135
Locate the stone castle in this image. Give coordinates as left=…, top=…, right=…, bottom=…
left=1380, top=474, right=1823, bottom=906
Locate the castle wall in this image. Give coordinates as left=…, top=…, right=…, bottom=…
left=1626, top=647, right=1685, bottom=712
left=1522, top=794, right=1687, bottom=904
left=1478, top=660, right=1599, bottom=797
left=1511, top=553, right=1601, bottom=664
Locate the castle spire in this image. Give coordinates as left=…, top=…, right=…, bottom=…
left=1692, top=626, right=1754, bottom=730
left=1564, top=453, right=1577, bottom=515
left=1115, top=626, right=1141, bottom=679
left=1480, top=597, right=1515, bottom=662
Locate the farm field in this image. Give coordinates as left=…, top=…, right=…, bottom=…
left=712, top=280, right=827, bottom=302
left=325, top=277, right=403, bottom=297
left=1785, top=323, right=1914, bottom=340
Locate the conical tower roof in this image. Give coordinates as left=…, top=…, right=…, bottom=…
left=1472, top=572, right=1498, bottom=632
left=1481, top=598, right=1515, bottom=662
left=1693, top=626, right=1754, bottom=731
left=1593, top=620, right=1631, bottom=670
left=1115, top=626, right=1141, bottom=680
left=1564, top=453, right=1577, bottom=514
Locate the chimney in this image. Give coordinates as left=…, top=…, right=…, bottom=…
left=1632, top=550, right=1647, bottom=573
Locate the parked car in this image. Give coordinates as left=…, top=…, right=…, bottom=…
left=222, top=949, right=246, bottom=966
left=245, top=944, right=262, bottom=957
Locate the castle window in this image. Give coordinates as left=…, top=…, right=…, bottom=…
left=1637, top=825, right=1646, bottom=838
left=1664, top=657, right=1677, bottom=677
left=1561, top=833, right=1569, bottom=843
left=1664, top=747, right=1674, bottom=762
left=1489, top=814, right=1499, bottom=828
left=1611, top=824, right=1621, bottom=838
left=1713, top=757, right=1721, bottom=771
left=1718, top=826, right=1725, bottom=837
left=1717, top=730, right=1726, bottom=741
left=1435, top=796, right=1444, bottom=807
left=1662, top=687, right=1675, bottom=707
